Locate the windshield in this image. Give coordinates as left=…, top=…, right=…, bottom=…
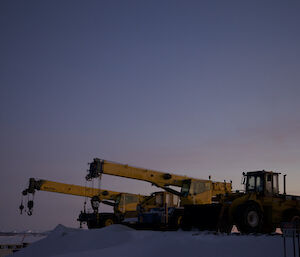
left=118, top=194, right=139, bottom=205
left=246, top=175, right=263, bottom=192
left=180, top=180, right=191, bottom=197
left=115, top=195, right=121, bottom=206
left=189, top=181, right=211, bottom=195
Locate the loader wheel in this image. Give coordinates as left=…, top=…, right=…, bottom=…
left=237, top=204, right=262, bottom=234
left=291, top=215, right=300, bottom=225
left=291, top=215, right=300, bottom=233
left=280, top=212, right=300, bottom=234
left=104, top=218, right=114, bottom=227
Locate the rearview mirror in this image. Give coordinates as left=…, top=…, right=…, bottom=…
left=241, top=176, right=246, bottom=185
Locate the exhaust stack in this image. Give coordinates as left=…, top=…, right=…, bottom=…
left=283, top=174, right=286, bottom=195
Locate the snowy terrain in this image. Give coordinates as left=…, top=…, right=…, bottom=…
left=13, top=224, right=290, bottom=257
left=0, top=234, right=45, bottom=245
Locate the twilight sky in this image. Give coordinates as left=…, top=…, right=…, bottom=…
left=1, top=0, right=300, bottom=231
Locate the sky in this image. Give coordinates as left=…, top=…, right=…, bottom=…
left=1, top=0, right=300, bottom=231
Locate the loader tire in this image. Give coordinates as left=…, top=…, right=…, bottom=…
left=280, top=211, right=300, bottom=234
left=237, top=204, right=262, bottom=234
left=290, top=214, right=300, bottom=233
left=291, top=215, right=300, bottom=226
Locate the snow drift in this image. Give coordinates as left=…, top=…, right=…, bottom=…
left=14, top=224, right=289, bottom=257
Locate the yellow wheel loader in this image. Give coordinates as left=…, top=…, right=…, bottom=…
left=183, top=170, right=300, bottom=234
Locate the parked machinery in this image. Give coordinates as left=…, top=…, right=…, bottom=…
left=183, top=171, right=300, bottom=234
left=85, top=158, right=232, bottom=229
left=20, top=165, right=300, bottom=234
left=136, top=191, right=182, bottom=230
left=86, top=158, right=231, bottom=204
left=20, top=178, right=146, bottom=228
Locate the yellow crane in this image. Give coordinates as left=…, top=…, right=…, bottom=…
left=85, top=158, right=232, bottom=229
left=86, top=158, right=231, bottom=205
left=20, top=178, right=146, bottom=228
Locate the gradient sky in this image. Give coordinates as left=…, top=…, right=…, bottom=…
left=1, top=0, right=300, bottom=231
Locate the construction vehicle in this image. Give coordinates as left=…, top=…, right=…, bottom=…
left=182, top=170, right=300, bottom=234
left=20, top=178, right=146, bottom=228
left=136, top=191, right=182, bottom=230
left=85, top=158, right=232, bottom=229
left=86, top=158, right=232, bottom=205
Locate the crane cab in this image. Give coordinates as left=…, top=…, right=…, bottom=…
left=114, top=193, right=142, bottom=213
left=244, top=171, right=280, bottom=196
left=137, top=191, right=182, bottom=228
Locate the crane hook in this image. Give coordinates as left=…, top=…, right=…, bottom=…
left=27, top=200, right=34, bottom=216
left=19, top=195, right=25, bottom=215
left=19, top=203, right=24, bottom=214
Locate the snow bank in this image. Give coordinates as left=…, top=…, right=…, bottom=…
left=14, top=224, right=288, bottom=257
left=0, top=234, right=45, bottom=245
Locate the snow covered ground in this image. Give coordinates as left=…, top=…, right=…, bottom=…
left=0, top=234, right=46, bottom=245
left=13, top=224, right=291, bottom=257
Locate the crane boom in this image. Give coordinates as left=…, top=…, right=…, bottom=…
left=23, top=178, right=122, bottom=200
left=21, top=178, right=146, bottom=215
left=86, top=158, right=232, bottom=205
left=86, top=159, right=188, bottom=188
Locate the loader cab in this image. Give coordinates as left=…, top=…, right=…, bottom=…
left=244, top=171, right=280, bottom=195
